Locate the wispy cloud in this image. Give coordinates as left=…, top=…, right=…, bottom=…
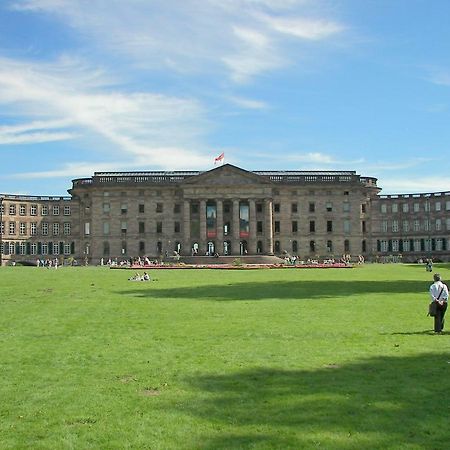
left=380, top=177, right=450, bottom=195
left=228, top=96, right=269, bottom=110
left=11, top=0, right=345, bottom=82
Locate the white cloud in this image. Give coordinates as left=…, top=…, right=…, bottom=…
left=228, top=96, right=268, bottom=109
left=11, top=0, right=345, bottom=82
left=380, top=177, right=450, bottom=195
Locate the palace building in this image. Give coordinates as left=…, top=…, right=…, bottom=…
left=0, top=164, right=449, bottom=265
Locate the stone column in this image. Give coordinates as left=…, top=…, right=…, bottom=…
left=265, top=198, right=274, bottom=255
left=249, top=199, right=257, bottom=255
left=232, top=199, right=240, bottom=254
left=216, top=200, right=224, bottom=253
left=200, top=199, right=207, bottom=254
left=183, top=200, right=190, bottom=255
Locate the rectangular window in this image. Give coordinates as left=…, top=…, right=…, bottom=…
left=424, top=202, right=430, bottom=212
left=19, top=222, right=26, bottom=235
left=380, top=204, right=387, bottom=213
left=138, top=204, right=145, bottom=214
left=52, top=223, right=60, bottom=236
left=424, top=219, right=430, bottom=231
left=392, top=239, right=399, bottom=252
left=156, top=222, right=162, bottom=233
left=64, top=205, right=71, bottom=215
left=447, top=218, right=450, bottom=231
left=413, top=203, right=420, bottom=212
left=103, top=222, right=110, bottom=235
left=403, top=220, right=409, bottom=232
left=174, top=221, right=181, bottom=233
left=121, top=203, right=128, bottom=215
left=413, top=220, right=420, bottom=231
left=9, top=222, right=15, bottom=235
left=41, top=205, right=48, bottom=216
left=381, top=220, right=388, bottom=232
left=85, top=222, right=90, bottom=235
left=309, top=202, right=315, bottom=213
left=103, top=203, right=110, bottom=213
left=52, top=205, right=60, bottom=215
left=343, top=202, right=350, bottom=213
left=174, top=203, right=181, bottom=214
left=380, top=240, right=388, bottom=252
left=309, top=220, right=315, bottom=233
left=64, top=222, right=71, bottom=235
left=435, top=219, right=441, bottom=231
left=361, top=204, right=366, bottom=214
left=413, top=239, right=421, bottom=252
left=392, top=220, right=399, bottom=232
left=326, top=202, right=333, bottom=212
left=435, top=202, right=441, bottom=211
left=291, top=203, right=298, bottom=213
left=64, top=243, right=71, bottom=255
left=274, top=203, right=280, bottom=213
left=256, top=203, right=263, bottom=213
left=327, top=220, right=333, bottom=232
left=274, top=221, right=280, bottom=233
left=156, top=203, right=163, bottom=213
left=9, top=204, right=16, bottom=215
left=20, top=242, right=26, bottom=255
left=402, top=203, right=409, bottom=213
left=343, top=220, right=351, bottom=233
left=52, top=242, right=60, bottom=255
left=30, top=204, right=37, bottom=216
left=139, top=221, right=145, bottom=234
left=30, top=222, right=37, bottom=236
left=257, top=221, right=263, bottom=233
left=436, top=238, right=443, bottom=251
left=446, top=201, right=450, bottom=211
left=362, top=220, right=366, bottom=233
left=41, top=243, right=48, bottom=255
left=19, top=204, right=26, bottom=215
left=402, top=239, right=410, bottom=252
left=391, top=203, right=398, bottom=213
left=41, top=222, right=49, bottom=235
left=31, top=243, right=38, bottom=255
left=292, top=221, right=298, bottom=233
left=9, top=242, right=15, bottom=254
left=121, top=221, right=127, bottom=234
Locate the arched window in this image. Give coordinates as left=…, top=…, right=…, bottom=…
left=292, top=240, right=298, bottom=253
left=274, top=240, right=281, bottom=254
left=309, top=240, right=315, bottom=253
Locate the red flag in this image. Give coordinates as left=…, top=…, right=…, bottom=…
left=214, top=152, right=224, bottom=164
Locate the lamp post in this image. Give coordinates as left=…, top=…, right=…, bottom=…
left=0, top=196, right=3, bottom=267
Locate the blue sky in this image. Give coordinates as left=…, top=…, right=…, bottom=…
left=1, top=0, right=450, bottom=195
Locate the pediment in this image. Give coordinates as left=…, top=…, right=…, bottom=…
left=182, top=164, right=272, bottom=186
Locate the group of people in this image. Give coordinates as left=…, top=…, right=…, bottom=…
left=128, top=272, right=151, bottom=282
left=36, top=258, right=60, bottom=269
left=429, top=273, right=448, bottom=334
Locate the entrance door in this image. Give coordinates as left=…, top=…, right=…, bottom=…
left=207, top=241, right=215, bottom=255
left=240, top=240, right=248, bottom=255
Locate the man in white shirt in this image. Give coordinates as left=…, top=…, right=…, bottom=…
left=429, top=273, right=449, bottom=333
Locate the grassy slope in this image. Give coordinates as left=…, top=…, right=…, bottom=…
left=0, top=264, right=449, bottom=449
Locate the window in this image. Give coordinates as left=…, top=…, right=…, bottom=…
left=41, top=243, right=48, bottom=255
left=31, top=243, right=38, bottom=255
left=156, top=222, right=162, bottom=233
left=361, top=240, right=366, bottom=253
left=0, top=221, right=3, bottom=235
left=19, top=222, right=26, bottom=235
left=85, top=222, right=90, bottom=235
left=381, top=220, right=388, bottom=232
left=435, top=202, right=441, bottom=212
left=274, top=240, right=281, bottom=253
left=392, top=240, right=399, bottom=252
left=174, top=203, right=181, bottom=214
left=121, top=203, right=127, bottom=215
left=381, top=204, right=387, bottom=213
left=403, top=220, right=409, bottom=232
left=309, top=220, right=315, bottom=233
left=41, top=222, right=48, bottom=235
left=436, top=238, right=443, bottom=251
left=413, top=239, right=421, bottom=252
left=41, top=205, right=48, bottom=216
left=292, top=240, right=298, bottom=253
left=392, top=220, right=399, bottom=232
left=20, top=242, right=26, bottom=255
left=343, top=220, right=351, bottom=233
left=413, top=220, right=420, bottom=231
left=424, top=219, right=430, bottom=231
left=402, top=203, right=409, bottom=213
left=64, top=222, right=71, bottom=235
left=139, top=222, right=145, bottom=234
left=30, top=222, right=37, bottom=236
left=424, top=202, right=430, bottom=212
left=291, top=203, right=298, bottom=213
left=436, top=219, right=442, bottom=231
left=256, top=203, right=263, bottom=213
left=139, top=241, right=145, bottom=254
left=343, top=202, right=350, bottom=213
left=174, top=222, right=181, bottom=233
left=103, top=203, right=110, bottom=213
left=274, top=203, right=280, bottom=213
left=380, top=240, right=388, bottom=252
left=52, top=223, right=60, bottom=236
left=362, top=221, right=366, bottom=233
left=326, top=202, right=333, bottom=212
left=9, top=242, right=15, bottom=254
left=19, top=204, right=26, bottom=215
left=121, top=221, right=127, bottom=234
left=292, top=221, right=298, bottom=233
left=52, top=242, right=60, bottom=255
left=64, top=243, right=71, bottom=255
left=64, top=205, right=71, bottom=215
left=257, top=221, right=263, bottom=233
left=156, top=203, right=163, bottom=213
left=327, top=220, right=333, bottom=232
left=309, top=240, right=315, bottom=252
left=446, top=201, right=450, bottom=211
left=446, top=218, right=450, bottom=231
left=52, top=205, right=60, bottom=215
left=30, top=205, right=37, bottom=216
left=392, top=203, right=398, bottom=213
left=274, top=221, right=280, bottom=233
left=344, top=239, right=350, bottom=252
left=402, top=239, right=410, bottom=252
left=361, top=204, right=366, bottom=214
left=103, top=222, right=110, bottom=235
left=326, top=240, right=333, bottom=252
left=9, top=222, right=15, bottom=235
left=9, top=204, right=16, bottom=215
left=139, top=204, right=145, bottom=214
left=413, top=203, right=420, bottom=212
left=309, top=202, right=315, bottom=213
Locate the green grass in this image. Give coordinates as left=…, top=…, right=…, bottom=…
left=0, top=263, right=449, bottom=449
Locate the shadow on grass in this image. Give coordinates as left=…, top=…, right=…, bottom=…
left=177, top=353, right=450, bottom=449
left=120, top=279, right=429, bottom=301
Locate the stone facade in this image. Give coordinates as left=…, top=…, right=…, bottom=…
left=1, top=164, right=449, bottom=265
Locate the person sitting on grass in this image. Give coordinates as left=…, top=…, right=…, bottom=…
left=128, top=272, right=142, bottom=281
left=143, top=272, right=150, bottom=281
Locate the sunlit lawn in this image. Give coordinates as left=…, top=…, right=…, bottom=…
left=0, top=263, right=449, bottom=449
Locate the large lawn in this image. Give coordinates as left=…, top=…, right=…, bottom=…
left=0, top=263, right=449, bottom=449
